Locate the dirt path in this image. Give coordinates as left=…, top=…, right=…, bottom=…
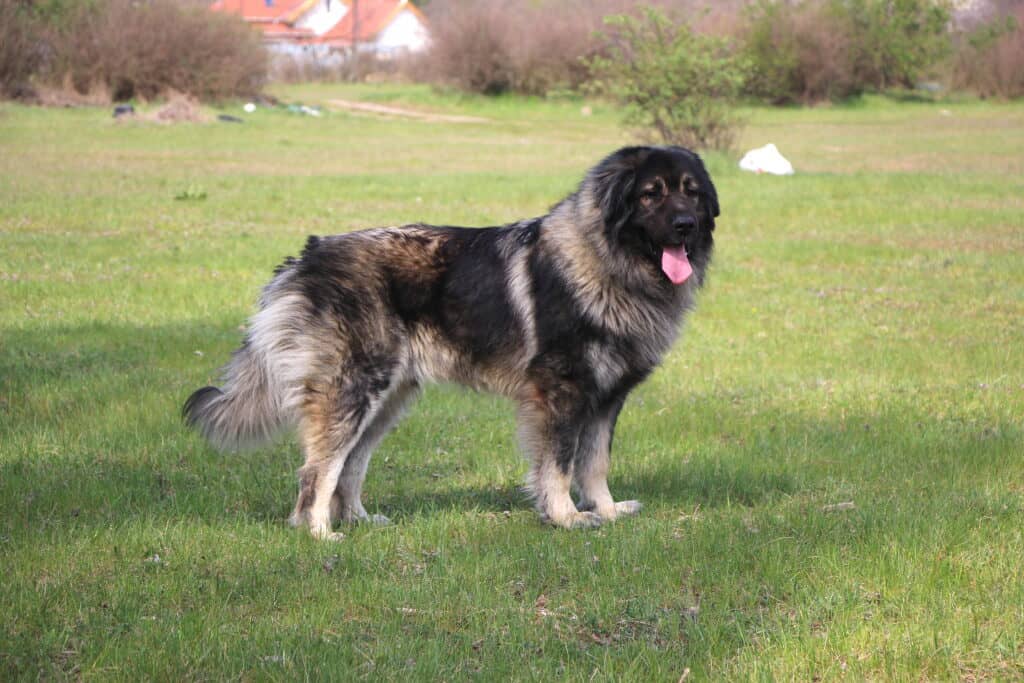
left=327, top=99, right=490, bottom=124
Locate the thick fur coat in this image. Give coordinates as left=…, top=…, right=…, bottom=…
left=184, top=145, right=719, bottom=539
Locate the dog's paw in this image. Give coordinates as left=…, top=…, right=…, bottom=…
left=540, top=506, right=605, bottom=529
left=569, top=511, right=605, bottom=529
left=344, top=510, right=391, bottom=526
left=614, top=500, right=643, bottom=517
left=308, top=523, right=346, bottom=542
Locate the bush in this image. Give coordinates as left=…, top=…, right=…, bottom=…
left=950, top=5, right=1024, bottom=99
left=421, top=0, right=627, bottom=96
left=586, top=7, right=748, bottom=151
left=0, top=0, right=44, bottom=99
left=844, top=0, right=952, bottom=90
left=420, top=0, right=514, bottom=94
left=742, top=0, right=860, bottom=104
left=741, top=0, right=952, bottom=104
left=1, top=0, right=267, bottom=102
left=45, top=0, right=267, bottom=101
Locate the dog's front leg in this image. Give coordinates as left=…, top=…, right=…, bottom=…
left=573, top=400, right=642, bottom=522
left=529, top=449, right=603, bottom=529
left=517, top=385, right=602, bottom=529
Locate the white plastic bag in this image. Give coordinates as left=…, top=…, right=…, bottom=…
left=739, top=143, right=794, bottom=175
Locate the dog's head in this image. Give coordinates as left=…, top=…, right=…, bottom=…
left=589, top=146, right=718, bottom=285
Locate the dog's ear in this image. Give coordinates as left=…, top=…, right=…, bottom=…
left=589, top=147, right=648, bottom=241
left=691, top=152, right=720, bottom=231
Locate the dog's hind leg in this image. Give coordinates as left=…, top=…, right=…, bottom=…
left=289, top=371, right=399, bottom=540
left=331, top=381, right=420, bottom=526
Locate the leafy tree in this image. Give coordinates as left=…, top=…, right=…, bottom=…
left=586, top=7, right=749, bottom=151
left=843, top=0, right=952, bottom=89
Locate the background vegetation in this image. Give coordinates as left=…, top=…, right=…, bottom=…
left=416, top=0, right=1024, bottom=101
left=3, top=0, right=1024, bottom=149
left=0, top=0, right=266, bottom=101
left=5, top=0, right=1024, bottom=105
left=1, top=84, right=1022, bottom=680
left=585, top=8, right=749, bottom=149
left=950, top=2, right=1024, bottom=99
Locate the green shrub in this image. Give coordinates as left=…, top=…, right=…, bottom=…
left=586, top=7, right=749, bottom=151
left=742, top=0, right=861, bottom=104
left=844, top=0, right=952, bottom=90
left=741, top=0, right=952, bottom=104
left=950, top=6, right=1024, bottom=99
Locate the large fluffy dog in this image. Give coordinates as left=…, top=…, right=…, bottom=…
left=184, top=146, right=718, bottom=539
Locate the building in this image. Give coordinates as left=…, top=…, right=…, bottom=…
left=209, top=0, right=430, bottom=60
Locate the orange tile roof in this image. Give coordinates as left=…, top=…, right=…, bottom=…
left=211, top=0, right=425, bottom=45
left=310, top=0, right=425, bottom=45
left=260, top=22, right=314, bottom=38
left=209, top=0, right=308, bottom=23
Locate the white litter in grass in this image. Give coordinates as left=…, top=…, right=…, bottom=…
left=739, top=143, right=794, bottom=175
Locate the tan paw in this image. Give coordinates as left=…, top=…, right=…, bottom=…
left=571, top=511, right=605, bottom=529
left=545, top=510, right=605, bottom=529
left=614, top=500, right=643, bottom=517
left=308, top=523, right=346, bottom=542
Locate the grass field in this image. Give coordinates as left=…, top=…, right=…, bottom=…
left=1, top=84, right=1023, bottom=680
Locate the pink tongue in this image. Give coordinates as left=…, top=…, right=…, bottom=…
left=661, top=246, right=693, bottom=284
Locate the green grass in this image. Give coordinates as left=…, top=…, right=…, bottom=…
left=1, top=85, right=1022, bottom=680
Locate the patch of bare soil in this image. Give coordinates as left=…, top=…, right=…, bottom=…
left=148, top=92, right=208, bottom=123
left=327, top=99, right=490, bottom=124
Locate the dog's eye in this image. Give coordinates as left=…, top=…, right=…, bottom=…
left=640, top=189, right=660, bottom=202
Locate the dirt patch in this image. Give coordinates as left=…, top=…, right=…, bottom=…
left=148, top=92, right=208, bottom=123
left=327, top=99, right=490, bottom=124
left=111, top=92, right=209, bottom=124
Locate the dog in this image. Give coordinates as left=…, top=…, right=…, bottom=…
left=184, top=145, right=719, bottom=539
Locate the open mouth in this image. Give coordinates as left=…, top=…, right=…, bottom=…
left=660, top=244, right=693, bottom=285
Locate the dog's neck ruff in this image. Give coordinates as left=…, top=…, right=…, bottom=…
left=539, top=194, right=694, bottom=346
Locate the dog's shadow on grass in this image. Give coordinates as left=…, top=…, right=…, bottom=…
left=374, top=482, right=529, bottom=521
left=2, top=320, right=1015, bottom=536
left=0, top=441, right=798, bottom=536
left=0, top=401, right=1010, bottom=537
left=370, top=450, right=802, bottom=523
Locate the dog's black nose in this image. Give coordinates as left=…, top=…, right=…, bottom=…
left=673, top=215, right=696, bottom=235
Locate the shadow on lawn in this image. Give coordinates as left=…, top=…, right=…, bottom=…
left=379, top=460, right=801, bottom=521
left=0, top=321, right=1014, bottom=538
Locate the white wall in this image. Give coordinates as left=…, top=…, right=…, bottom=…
left=373, top=9, right=430, bottom=55
left=294, top=0, right=349, bottom=37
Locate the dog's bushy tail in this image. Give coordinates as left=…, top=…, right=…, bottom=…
left=183, top=265, right=308, bottom=451
left=183, top=342, right=288, bottom=451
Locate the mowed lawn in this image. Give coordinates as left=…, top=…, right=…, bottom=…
left=1, top=85, right=1022, bottom=680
